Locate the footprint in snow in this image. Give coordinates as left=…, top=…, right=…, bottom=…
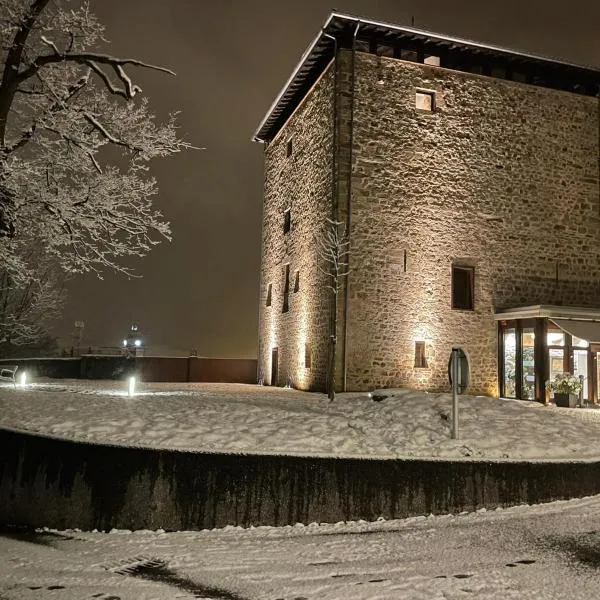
left=506, top=559, right=536, bottom=567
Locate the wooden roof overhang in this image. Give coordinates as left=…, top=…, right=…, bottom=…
left=253, top=12, right=600, bottom=143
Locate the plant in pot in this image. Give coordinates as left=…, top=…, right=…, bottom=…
left=546, top=373, right=582, bottom=408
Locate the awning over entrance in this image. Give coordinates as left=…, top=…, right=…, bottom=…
left=550, top=319, right=600, bottom=343
left=494, top=304, right=600, bottom=322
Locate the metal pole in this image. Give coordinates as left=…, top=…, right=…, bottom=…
left=451, top=348, right=459, bottom=439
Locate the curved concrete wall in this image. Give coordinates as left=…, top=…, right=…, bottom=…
left=1, top=428, right=599, bottom=531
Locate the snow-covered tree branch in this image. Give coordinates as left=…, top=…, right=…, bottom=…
left=315, top=217, right=350, bottom=401
left=0, top=245, right=65, bottom=347
left=0, top=0, right=194, bottom=280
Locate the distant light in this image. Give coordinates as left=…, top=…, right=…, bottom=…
left=128, top=376, right=136, bottom=397
left=122, top=339, right=127, bottom=346
left=134, top=339, right=141, bottom=347
left=19, top=372, right=27, bottom=387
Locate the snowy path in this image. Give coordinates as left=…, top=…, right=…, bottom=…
left=3, top=495, right=600, bottom=599
left=2, top=380, right=600, bottom=460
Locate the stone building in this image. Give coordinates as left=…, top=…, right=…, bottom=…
left=253, top=12, right=600, bottom=402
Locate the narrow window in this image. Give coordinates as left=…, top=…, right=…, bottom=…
left=266, top=283, right=272, bottom=307
left=282, top=264, right=290, bottom=313
left=451, top=265, right=474, bottom=310
left=294, top=270, right=300, bottom=293
left=304, top=343, right=312, bottom=369
left=415, top=90, right=435, bottom=112
left=283, top=208, right=291, bottom=234
left=424, top=55, right=440, bottom=66
left=414, top=341, right=428, bottom=368
left=286, top=138, right=293, bottom=158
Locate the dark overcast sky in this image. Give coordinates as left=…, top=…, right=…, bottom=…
left=58, top=0, right=600, bottom=357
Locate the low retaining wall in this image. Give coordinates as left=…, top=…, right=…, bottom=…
left=1, top=428, right=599, bottom=532
left=0, top=356, right=257, bottom=383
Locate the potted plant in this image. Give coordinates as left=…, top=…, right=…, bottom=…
left=546, top=373, right=582, bottom=408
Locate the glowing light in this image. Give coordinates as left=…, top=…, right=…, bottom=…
left=134, top=339, right=141, bottom=347
left=19, top=371, right=27, bottom=387
left=128, top=376, right=136, bottom=397
left=122, top=339, right=127, bottom=346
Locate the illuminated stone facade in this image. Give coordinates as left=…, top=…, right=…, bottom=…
left=258, top=45, right=600, bottom=395
left=258, top=67, right=334, bottom=389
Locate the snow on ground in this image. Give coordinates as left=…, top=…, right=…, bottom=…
left=1, top=380, right=600, bottom=460
left=3, top=495, right=600, bottom=599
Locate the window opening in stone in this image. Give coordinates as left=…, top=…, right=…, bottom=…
left=283, top=208, right=291, bottom=234
left=266, top=283, right=272, bottom=307
left=282, top=264, right=290, bottom=313
left=305, top=343, right=312, bottom=369
left=451, top=265, right=474, bottom=310
left=286, top=138, right=293, bottom=158
left=414, top=341, right=428, bottom=368
left=415, top=90, right=435, bottom=111
left=294, top=270, right=300, bottom=293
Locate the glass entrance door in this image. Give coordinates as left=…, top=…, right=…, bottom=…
left=591, top=345, right=600, bottom=404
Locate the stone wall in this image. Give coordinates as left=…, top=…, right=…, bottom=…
left=258, top=64, right=335, bottom=390
left=6, top=428, right=600, bottom=530
left=346, top=50, right=600, bottom=393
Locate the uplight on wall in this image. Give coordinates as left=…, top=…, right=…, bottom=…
left=19, top=371, right=27, bottom=387
left=128, top=376, right=136, bottom=397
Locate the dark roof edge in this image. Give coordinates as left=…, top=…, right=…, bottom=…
left=252, top=11, right=600, bottom=143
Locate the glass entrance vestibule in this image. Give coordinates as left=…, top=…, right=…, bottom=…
left=495, top=306, right=600, bottom=404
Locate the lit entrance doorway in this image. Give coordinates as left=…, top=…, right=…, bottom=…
left=495, top=306, right=600, bottom=403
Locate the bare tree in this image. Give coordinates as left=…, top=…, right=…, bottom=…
left=0, top=0, right=194, bottom=280
left=315, top=217, right=350, bottom=401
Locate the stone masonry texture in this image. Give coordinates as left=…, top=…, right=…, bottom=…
left=259, top=48, right=600, bottom=395
left=259, top=65, right=334, bottom=391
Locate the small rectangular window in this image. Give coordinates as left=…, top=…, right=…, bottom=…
left=286, top=138, right=293, bottom=158
left=451, top=265, right=474, bottom=310
left=282, top=264, right=290, bottom=313
left=416, top=90, right=435, bottom=112
left=283, top=208, right=291, bottom=234
left=266, top=283, right=272, bottom=307
left=294, top=270, right=300, bottom=293
left=414, top=341, right=428, bottom=368
left=424, top=55, right=440, bottom=66
left=304, top=343, right=312, bottom=369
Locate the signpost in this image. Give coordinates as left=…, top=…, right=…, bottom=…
left=451, top=347, right=460, bottom=440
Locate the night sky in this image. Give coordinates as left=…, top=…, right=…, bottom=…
left=58, top=0, right=600, bottom=358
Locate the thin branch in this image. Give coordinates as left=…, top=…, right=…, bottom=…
left=83, top=112, right=142, bottom=152
left=18, top=46, right=176, bottom=93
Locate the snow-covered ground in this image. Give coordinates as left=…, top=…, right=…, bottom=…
left=3, top=495, right=600, bottom=599
left=1, top=380, right=600, bottom=460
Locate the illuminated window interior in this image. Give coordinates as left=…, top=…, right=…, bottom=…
left=424, top=55, right=440, bottom=66
left=415, top=90, right=435, bottom=111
